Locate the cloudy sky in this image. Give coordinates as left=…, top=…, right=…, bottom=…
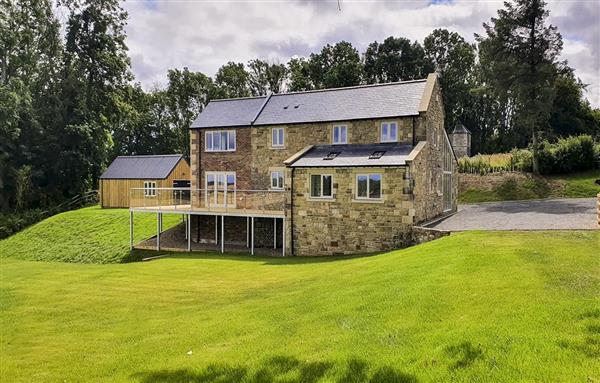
left=123, top=0, right=600, bottom=107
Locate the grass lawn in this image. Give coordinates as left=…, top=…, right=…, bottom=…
left=459, top=170, right=600, bottom=203
left=0, top=206, right=180, bottom=263
left=1, top=230, right=599, bottom=382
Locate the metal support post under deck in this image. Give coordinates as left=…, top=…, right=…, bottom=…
left=221, top=215, right=224, bottom=254
left=129, top=211, right=133, bottom=250
left=184, top=215, right=187, bottom=240
left=214, top=216, right=218, bottom=244
left=187, top=214, right=191, bottom=252
left=282, top=217, right=286, bottom=257
left=251, top=217, right=255, bottom=255
left=246, top=217, right=250, bottom=248
left=156, top=212, right=161, bottom=251
left=273, top=218, right=277, bottom=249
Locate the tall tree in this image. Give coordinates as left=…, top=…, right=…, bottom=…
left=308, top=41, right=363, bottom=89
left=364, top=36, right=434, bottom=84
left=287, top=57, right=313, bottom=92
left=247, top=59, right=287, bottom=96
left=424, top=29, right=476, bottom=132
left=165, top=67, right=214, bottom=157
left=0, top=0, right=63, bottom=209
left=59, top=0, right=132, bottom=194
left=214, top=62, right=250, bottom=98
left=477, top=0, right=562, bottom=173
left=549, top=66, right=600, bottom=138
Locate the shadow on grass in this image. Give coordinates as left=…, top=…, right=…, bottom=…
left=125, top=249, right=386, bottom=265
left=444, top=341, right=484, bottom=370
left=133, top=356, right=418, bottom=383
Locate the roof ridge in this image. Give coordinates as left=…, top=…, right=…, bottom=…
left=210, top=95, right=267, bottom=103
left=271, top=78, right=427, bottom=97
left=116, top=154, right=182, bottom=158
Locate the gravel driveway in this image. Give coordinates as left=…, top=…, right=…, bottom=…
left=428, top=198, right=598, bottom=231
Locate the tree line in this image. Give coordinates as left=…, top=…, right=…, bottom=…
left=1, top=0, right=598, bottom=211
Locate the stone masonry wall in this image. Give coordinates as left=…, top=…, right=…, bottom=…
left=410, top=80, right=458, bottom=223
left=250, top=117, right=416, bottom=189
left=290, top=166, right=414, bottom=256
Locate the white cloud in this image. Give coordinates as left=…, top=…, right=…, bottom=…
left=124, top=0, right=600, bottom=107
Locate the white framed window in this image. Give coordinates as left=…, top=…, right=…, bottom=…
left=272, top=127, right=285, bottom=148
left=332, top=125, right=347, bottom=144
left=205, top=130, right=236, bottom=152
left=271, top=171, right=284, bottom=189
left=380, top=121, right=398, bottom=143
left=356, top=173, right=382, bottom=200
left=310, top=174, right=332, bottom=198
left=143, top=181, right=156, bottom=197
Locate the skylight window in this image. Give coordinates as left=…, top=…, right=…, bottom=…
left=324, top=152, right=340, bottom=160
left=369, top=151, right=386, bottom=159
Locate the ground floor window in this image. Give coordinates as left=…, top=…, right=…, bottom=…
left=271, top=171, right=284, bottom=189
left=310, top=174, right=332, bottom=198
left=144, top=181, right=157, bottom=197
left=356, top=173, right=382, bottom=199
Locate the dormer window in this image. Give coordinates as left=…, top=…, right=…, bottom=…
left=380, top=122, right=398, bottom=143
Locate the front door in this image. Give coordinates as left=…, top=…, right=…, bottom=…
left=206, top=172, right=236, bottom=207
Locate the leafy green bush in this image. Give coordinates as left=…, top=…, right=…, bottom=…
left=458, top=150, right=532, bottom=174
left=538, top=135, right=598, bottom=174
left=0, top=209, right=49, bottom=239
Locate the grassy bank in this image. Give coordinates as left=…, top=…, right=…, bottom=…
left=0, top=206, right=180, bottom=263
left=459, top=170, right=600, bottom=203
left=1, top=231, right=599, bottom=382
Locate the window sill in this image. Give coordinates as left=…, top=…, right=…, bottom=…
left=307, top=197, right=334, bottom=202
left=205, top=150, right=236, bottom=153
left=270, top=146, right=286, bottom=150
left=352, top=198, right=384, bottom=204
left=331, top=142, right=348, bottom=145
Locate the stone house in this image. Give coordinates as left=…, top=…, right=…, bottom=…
left=130, top=74, right=458, bottom=256
left=129, top=73, right=457, bottom=256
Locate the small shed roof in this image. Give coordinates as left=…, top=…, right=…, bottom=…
left=288, top=143, right=414, bottom=168
left=100, top=154, right=185, bottom=180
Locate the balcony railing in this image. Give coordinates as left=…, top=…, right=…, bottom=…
left=129, top=188, right=285, bottom=215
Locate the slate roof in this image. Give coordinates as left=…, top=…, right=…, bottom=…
left=190, top=79, right=427, bottom=129
left=288, top=143, right=414, bottom=168
left=452, top=124, right=471, bottom=134
left=191, top=96, right=267, bottom=128
left=100, top=154, right=185, bottom=179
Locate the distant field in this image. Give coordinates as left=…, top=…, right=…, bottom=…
left=0, top=206, right=180, bottom=263
left=1, top=231, right=599, bottom=382
left=459, top=170, right=600, bottom=203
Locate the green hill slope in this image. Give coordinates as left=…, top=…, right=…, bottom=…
left=1, top=230, right=598, bottom=382
left=0, top=206, right=180, bottom=263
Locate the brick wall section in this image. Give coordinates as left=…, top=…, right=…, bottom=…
left=190, top=130, right=200, bottom=191
left=290, top=166, right=413, bottom=255
left=198, top=127, right=253, bottom=190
